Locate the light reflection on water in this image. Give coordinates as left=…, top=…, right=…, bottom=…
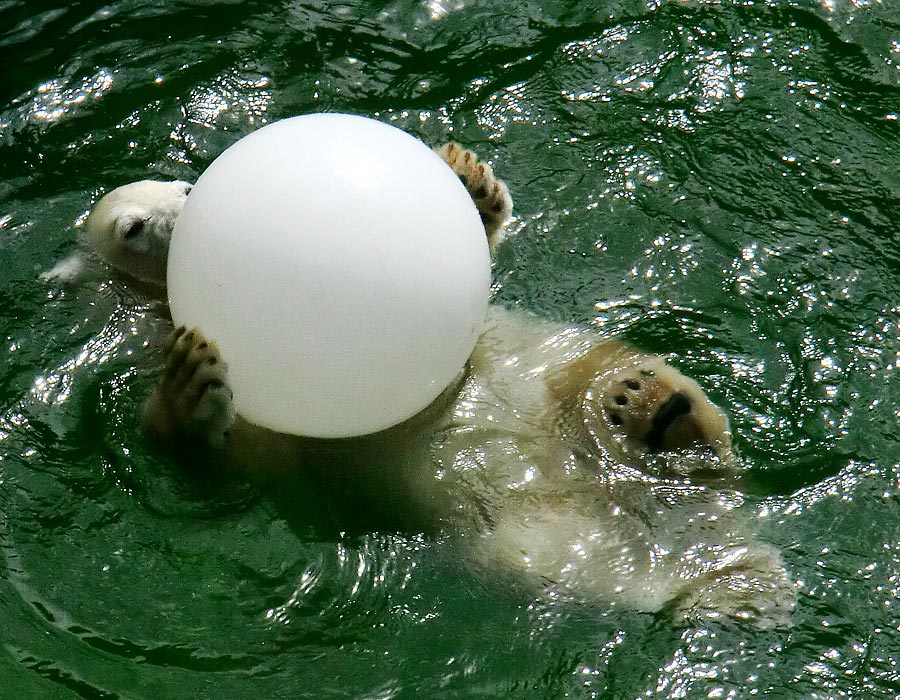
left=30, top=305, right=145, bottom=406
left=3, top=69, right=115, bottom=128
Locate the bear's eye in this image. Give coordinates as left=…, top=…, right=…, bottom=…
left=123, top=219, right=145, bottom=240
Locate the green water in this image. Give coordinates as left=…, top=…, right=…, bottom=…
left=2, top=0, right=900, bottom=697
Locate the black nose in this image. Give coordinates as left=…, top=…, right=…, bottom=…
left=646, top=391, right=692, bottom=451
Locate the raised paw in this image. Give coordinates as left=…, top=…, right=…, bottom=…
left=581, top=356, right=734, bottom=471
left=141, top=326, right=235, bottom=452
left=600, top=366, right=696, bottom=451
left=435, top=142, right=513, bottom=251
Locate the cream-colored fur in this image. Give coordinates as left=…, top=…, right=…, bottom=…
left=42, top=180, right=192, bottom=287
left=70, top=144, right=793, bottom=627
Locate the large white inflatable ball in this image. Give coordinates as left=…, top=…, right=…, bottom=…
left=167, top=114, right=490, bottom=438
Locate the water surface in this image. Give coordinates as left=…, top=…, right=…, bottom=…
left=2, top=1, right=900, bottom=698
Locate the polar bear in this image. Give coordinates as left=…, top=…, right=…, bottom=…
left=68, top=143, right=794, bottom=627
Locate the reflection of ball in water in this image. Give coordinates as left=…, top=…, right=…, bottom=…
left=167, top=114, right=490, bottom=438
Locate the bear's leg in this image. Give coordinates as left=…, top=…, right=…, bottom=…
left=435, top=143, right=513, bottom=250
left=141, top=326, right=235, bottom=452
left=672, top=544, right=795, bottom=628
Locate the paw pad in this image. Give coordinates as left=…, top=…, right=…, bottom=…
left=607, top=411, right=624, bottom=426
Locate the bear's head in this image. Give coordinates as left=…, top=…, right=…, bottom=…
left=87, top=180, right=192, bottom=288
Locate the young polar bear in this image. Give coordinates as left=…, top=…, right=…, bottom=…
left=76, top=143, right=794, bottom=627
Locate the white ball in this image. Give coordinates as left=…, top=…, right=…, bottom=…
left=168, top=114, right=490, bottom=438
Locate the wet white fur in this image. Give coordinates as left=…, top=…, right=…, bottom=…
left=42, top=180, right=192, bottom=286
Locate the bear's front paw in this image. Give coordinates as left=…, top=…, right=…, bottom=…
left=39, top=253, right=88, bottom=285
left=435, top=142, right=513, bottom=249
left=141, top=326, right=235, bottom=451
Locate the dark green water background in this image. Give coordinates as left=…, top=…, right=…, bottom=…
left=2, top=0, right=900, bottom=698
